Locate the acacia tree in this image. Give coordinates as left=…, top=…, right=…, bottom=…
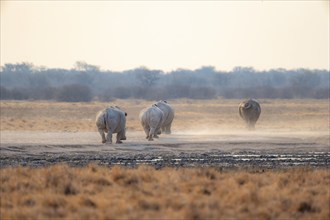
left=73, top=61, right=100, bottom=72
left=1, top=62, right=34, bottom=73
left=135, top=67, right=161, bottom=86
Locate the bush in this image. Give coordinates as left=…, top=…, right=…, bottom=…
left=0, top=87, right=29, bottom=100
left=55, top=84, right=92, bottom=102
left=0, top=86, right=10, bottom=99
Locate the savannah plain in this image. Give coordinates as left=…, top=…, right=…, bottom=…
left=0, top=99, right=329, bottom=219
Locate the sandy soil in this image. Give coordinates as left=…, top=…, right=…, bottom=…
left=1, top=99, right=329, bottom=168
left=1, top=130, right=329, bottom=168
left=1, top=99, right=329, bottom=220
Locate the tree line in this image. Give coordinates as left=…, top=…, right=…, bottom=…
left=0, top=62, right=329, bottom=101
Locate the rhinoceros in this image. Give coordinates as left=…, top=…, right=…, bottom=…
left=139, top=105, right=164, bottom=141
left=96, top=106, right=127, bottom=144
left=154, top=100, right=174, bottom=134
left=239, top=99, right=261, bottom=129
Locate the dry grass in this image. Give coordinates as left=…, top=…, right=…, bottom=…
left=0, top=99, right=329, bottom=132
left=1, top=99, right=329, bottom=219
left=0, top=165, right=329, bottom=220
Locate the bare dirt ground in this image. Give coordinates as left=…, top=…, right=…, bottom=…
left=1, top=99, right=329, bottom=169
left=1, top=99, right=329, bottom=220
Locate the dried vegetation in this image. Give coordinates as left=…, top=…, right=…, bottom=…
left=1, top=99, right=329, bottom=219
left=0, top=99, right=329, bottom=132
left=1, top=165, right=329, bottom=220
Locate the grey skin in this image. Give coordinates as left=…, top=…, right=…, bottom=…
left=139, top=105, right=164, bottom=141
left=239, top=99, right=261, bottom=130
left=96, top=106, right=127, bottom=144
left=154, top=100, right=175, bottom=134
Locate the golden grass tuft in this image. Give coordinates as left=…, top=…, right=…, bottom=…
left=1, top=165, right=329, bottom=220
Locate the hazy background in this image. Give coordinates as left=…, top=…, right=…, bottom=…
left=1, top=62, right=329, bottom=101
left=0, top=1, right=329, bottom=101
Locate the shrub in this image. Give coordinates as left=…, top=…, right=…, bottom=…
left=55, top=84, right=92, bottom=102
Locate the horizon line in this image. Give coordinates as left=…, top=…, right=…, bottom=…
left=1, top=61, right=329, bottom=73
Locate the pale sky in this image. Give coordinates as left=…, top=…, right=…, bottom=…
left=1, top=1, right=329, bottom=71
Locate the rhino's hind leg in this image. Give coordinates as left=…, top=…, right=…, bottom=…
left=165, top=125, right=171, bottom=134
left=155, top=128, right=161, bottom=137
left=98, top=128, right=106, bottom=143
left=106, top=131, right=113, bottom=144
left=116, top=132, right=126, bottom=144
left=148, top=128, right=156, bottom=141
left=143, top=126, right=150, bottom=139
left=115, top=133, right=122, bottom=144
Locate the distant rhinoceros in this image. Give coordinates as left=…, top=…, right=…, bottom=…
left=239, top=99, right=261, bottom=130
left=154, top=100, right=174, bottom=134
left=96, top=106, right=127, bottom=144
left=139, top=105, right=164, bottom=141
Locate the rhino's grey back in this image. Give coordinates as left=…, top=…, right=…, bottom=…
left=140, top=106, right=164, bottom=129
left=155, top=102, right=174, bottom=126
left=96, top=107, right=126, bottom=133
left=106, top=108, right=126, bottom=133
left=239, top=99, right=261, bottom=122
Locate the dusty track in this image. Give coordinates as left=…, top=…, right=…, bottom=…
left=1, top=131, right=329, bottom=169
left=1, top=100, right=329, bottom=169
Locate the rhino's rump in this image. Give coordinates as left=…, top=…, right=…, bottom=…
left=140, top=106, right=163, bottom=130
left=155, top=102, right=174, bottom=126
left=96, top=108, right=125, bottom=134
left=239, top=100, right=261, bottom=123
